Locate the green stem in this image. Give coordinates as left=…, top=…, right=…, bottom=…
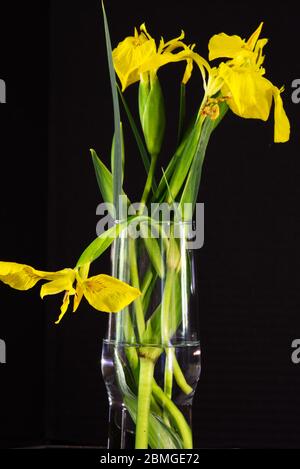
left=141, top=153, right=158, bottom=207
left=163, top=348, right=173, bottom=427
left=129, top=238, right=145, bottom=340
left=152, top=380, right=193, bottom=449
left=135, top=358, right=154, bottom=449
left=164, top=348, right=173, bottom=400
left=122, top=311, right=163, bottom=418
left=123, top=311, right=139, bottom=382
left=135, top=347, right=161, bottom=449
left=173, top=351, right=193, bottom=395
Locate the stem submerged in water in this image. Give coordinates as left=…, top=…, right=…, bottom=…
left=135, top=347, right=161, bottom=449
left=135, top=357, right=154, bottom=449
left=152, top=380, right=193, bottom=449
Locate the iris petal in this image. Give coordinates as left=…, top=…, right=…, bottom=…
left=0, top=261, right=74, bottom=291
left=208, top=33, right=245, bottom=61
left=82, top=274, right=141, bottom=313
left=273, top=87, right=290, bottom=143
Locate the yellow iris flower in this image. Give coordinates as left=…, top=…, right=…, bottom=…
left=0, top=261, right=141, bottom=324
left=113, top=24, right=209, bottom=91
left=208, top=23, right=290, bottom=142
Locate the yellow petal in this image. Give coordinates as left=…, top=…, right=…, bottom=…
left=82, top=274, right=141, bottom=313
left=140, top=23, right=153, bottom=41
left=219, top=63, right=273, bottom=120
left=73, top=282, right=84, bottom=313
left=254, top=38, right=268, bottom=68
left=140, top=49, right=210, bottom=90
left=55, top=291, right=72, bottom=325
left=208, top=33, right=245, bottom=61
left=182, top=57, right=194, bottom=84
left=273, top=87, right=290, bottom=143
left=113, top=30, right=157, bottom=91
left=0, top=261, right=73, bottom=291
left=246, top=22, right=264, bottom=51
left=40, top=273, right=75, bottom=299
left=0, top=262, right=43, bottom=290
left=73, top=264, right=90, bottom=313
left=160, top=30, right=185, bottom=53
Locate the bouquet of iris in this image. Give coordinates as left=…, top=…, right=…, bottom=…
left=0, top=3, right=290, bottom=449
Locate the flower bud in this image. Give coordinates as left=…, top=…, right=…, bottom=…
left=139, top=73, right=166, bottom=156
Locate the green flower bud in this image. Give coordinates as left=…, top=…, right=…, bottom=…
left=139, top=73, right=166, bottom=156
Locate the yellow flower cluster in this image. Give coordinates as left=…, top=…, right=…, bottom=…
left=113, top=22, right=290, bottom=143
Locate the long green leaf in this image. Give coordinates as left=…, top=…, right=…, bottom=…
left=110, top=122, right=125, bottom=185
left=91, top=148, right=130, bottom=219
left=180, top=102, right=229, bottom=220
left=76, top=215, right=153, bottom=267
left=102, top=2, right=122, bottom=218
left=177, top=83, right=186, bottom=145
left=90, top=149, right=113, bottom=205
left=154, top=114, right=200, bottom=203
left=140, top=223, right=164, bottom=279
left=142, top=272, right=182, bottom=345
left=76, top=221, right=126, bottom=267
left=167, top=120, right=203, bottom=202
left=141, top=269, right=158, bottom=314
left=117, top=85, right=158, bottom=191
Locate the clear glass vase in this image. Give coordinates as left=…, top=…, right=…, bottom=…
left=101, top=220, right=201, bottom=449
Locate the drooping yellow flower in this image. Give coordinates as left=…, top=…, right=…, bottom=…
left=0, top=261, right=141, bottom=324
left=113, top=24, right=210, bottom=91
left=208, top=23, right=290, bottom=143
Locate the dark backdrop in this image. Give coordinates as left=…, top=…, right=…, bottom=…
left=1, top=0, right=300, bottom=449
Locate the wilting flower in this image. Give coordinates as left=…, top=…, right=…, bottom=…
left=0, top=261, right=141, bottom=324
left=113, top=24, right=209, bottom=91
left=208, top=23, right=290, bottom=142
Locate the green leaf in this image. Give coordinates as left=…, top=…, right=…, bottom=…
left=140, top=223, right=165, bottom=279
left=91, top=148, right=130, bottom=218
left=154, top=114, right=199, bottom=203
left=177, top=83, right=186, bottom=145
left=76, top=221, right=126, bottom=268
left=111, top=122, right=125, bottom=185
left=76, top=215, right=152, bottom=267
left=141, top=269, right=157, bottom=315
left=117, top=85, right=158, bottom=190
left=142, top=303, right=162, bottom=344
left=167, top=119, right=203, bottom=202
left=143, top=272, right=182, bottom=345
left=179, top=102, right=229, bottom=220
left=102, top=1, right=122, bottom=218
left=90, top=148, right=113, bottom=206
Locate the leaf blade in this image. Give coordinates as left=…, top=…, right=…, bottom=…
left=102, top=2, right=122, bottom=218
left=117, top=85, right=158, bottom=191
left=90, top=148, right=113, bottom=205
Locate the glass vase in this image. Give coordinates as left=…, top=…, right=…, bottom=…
left=101, top=220, right=201, bottom=449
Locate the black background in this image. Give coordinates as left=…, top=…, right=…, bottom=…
left=0, top=0, right=300, bottom=449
